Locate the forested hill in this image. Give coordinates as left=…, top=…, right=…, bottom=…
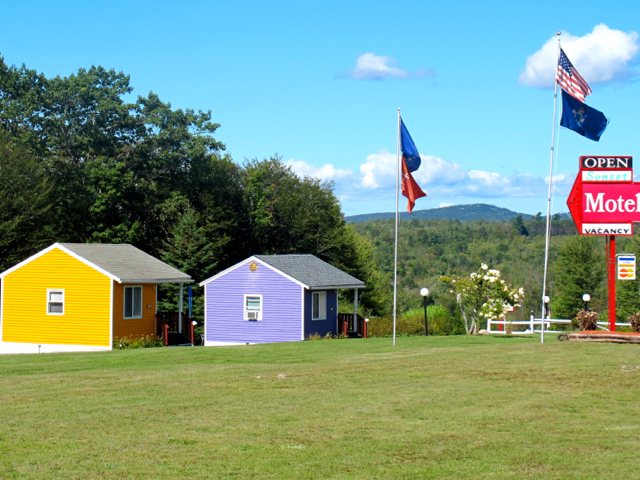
left=345, top=203, right=570, bottom=223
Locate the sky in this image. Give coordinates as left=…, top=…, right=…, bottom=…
left=2, top=0, right=640, bottom=217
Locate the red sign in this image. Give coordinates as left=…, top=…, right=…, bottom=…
left=567, top=168, right=637, bottom=236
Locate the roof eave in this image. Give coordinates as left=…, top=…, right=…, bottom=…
left=118, top=278, right=193, bottom=284
left=308, top=283, right=366, bottom=290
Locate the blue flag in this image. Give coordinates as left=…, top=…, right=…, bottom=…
left=400, top=119, right=421, bottom=172
left=560, top=89, right=608, bottom=142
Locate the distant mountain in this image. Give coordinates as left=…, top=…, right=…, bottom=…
left=345, top=203, right=570, bottom=223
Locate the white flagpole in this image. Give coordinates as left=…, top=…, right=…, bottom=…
left=393, top=108, right=401, bottom=346
left=541, top=32, right=561, bottom=344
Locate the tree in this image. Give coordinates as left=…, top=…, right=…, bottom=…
left=440, top=264, right=524, bottom=334
left=551, top=236, right=605, bottom=320
left=159, top=205, right=220, bottom=321
left=512, top=215, right=529, bottom=236
left=0, top=132, right=51, bottom=271
left=0, top=56, right=231, bottom=259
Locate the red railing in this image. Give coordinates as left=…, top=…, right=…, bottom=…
left=337, top=313, right=367, bottom=338
left=156, top=313, right=194, bottom=345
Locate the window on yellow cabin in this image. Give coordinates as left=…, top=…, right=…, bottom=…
left=47, top=289, right=65, bottom=315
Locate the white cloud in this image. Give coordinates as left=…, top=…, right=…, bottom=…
left=286, top=159, right=353, bottom=182
left=344, top=53, right=436, bottom=80
left=439, top=202, right=455, bottom=208
left=518, top=24, right=639, bottom=88
left=359, top=150, right=397, bottom=189
left=356, top=149, right=575, bottom=199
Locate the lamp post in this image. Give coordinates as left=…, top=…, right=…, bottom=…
left=542, top=295, right=550, bottom=343
left=582, top=293, right=591, bottom=312
left=543, top=295, right=550, bottom=319
left=420, top=287, right=429, bottom=336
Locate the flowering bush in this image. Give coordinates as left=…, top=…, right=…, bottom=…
left=440, top=264, right=524, bottom=334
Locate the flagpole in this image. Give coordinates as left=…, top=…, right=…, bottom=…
left=393, top=108, right=401, bottom=346
left=541, top=32, right=561, bottom=344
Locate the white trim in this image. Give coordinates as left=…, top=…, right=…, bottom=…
left=312, top=291, right=327, bottom=320
left=199, top=256, right=309, bottom=289
left=0, top=243, right=121, bottom=282
left=109, top=279, right=114, bottom=348
left=301, top=286, right=305, bottom=340
left=0, top=244, right=192, bottom=285
left=244, top=294, right=263, bottom=321
left=46, top=289, right=65, bottom=315
left=0, top=277, right=4, bottom=342
left=179, top=282, right=184, bottom=333
left=0, top=341, right=111, bottom=355
left=123, top=285, right=143, bottom=319
left=204, top=340, right=255, bottom=346
left=203, top=284, right=207, bottom=343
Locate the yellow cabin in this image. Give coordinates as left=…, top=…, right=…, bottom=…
left=0, top=243, right=191, bottom=354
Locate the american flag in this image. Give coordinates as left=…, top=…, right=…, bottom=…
left=556, top=48, right=592, bottom=103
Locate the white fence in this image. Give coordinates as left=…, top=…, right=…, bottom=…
left=487, top=316, right=631, bottom=334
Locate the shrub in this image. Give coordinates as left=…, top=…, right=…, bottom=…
left=576, top=309, right=599, bottom=331
left=305, top=332, right=346, bottom=340
left=366, top=304, right=453, bottom=337
left=113, top=335, right=165, bottom=349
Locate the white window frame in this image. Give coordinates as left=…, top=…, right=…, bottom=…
left=124, top=285, right=143, bottom=319
left=312, top=291, right=327, bottom=320
left=244, top=294, right=263, bottom=321
left=46, top=289, right=65, bottom=315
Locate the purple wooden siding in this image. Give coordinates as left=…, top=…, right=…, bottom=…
left=205, top=261, right=303, bottom=343
left=304, top=289, right=337, bottom=338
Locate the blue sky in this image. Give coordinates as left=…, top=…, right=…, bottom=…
left=2, top=0, right=640, bottom=216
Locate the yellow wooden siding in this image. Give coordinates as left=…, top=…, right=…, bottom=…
left=112, top=282, right=156, bottom=339
left=2, top=248, right=111, bottom=346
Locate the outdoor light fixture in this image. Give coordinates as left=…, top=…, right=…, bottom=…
left=192, top=320, right=197, bottom=326
left=582, top=293, right=591, bottom=311
left=543, top=295, right=551, bottom=321
left=420, top=287, right=429, bottom=336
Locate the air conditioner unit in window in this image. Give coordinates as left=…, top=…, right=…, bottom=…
left=247, top=311, right=259, bottom=320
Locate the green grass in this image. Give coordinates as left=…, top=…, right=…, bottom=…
left=1, top=335, right=639, bottom=479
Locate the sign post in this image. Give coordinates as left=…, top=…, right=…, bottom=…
left=567, top=156, right=634, bottom=331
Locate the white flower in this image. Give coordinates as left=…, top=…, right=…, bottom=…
left=470, top=272, right=477, bottom=278
left=452, top=279, right=456, bottom=283
left=514, top=294, right=519, bottom=300
left=483, top=275, right=489, bottom=280
left=519, top=288, right=524, bottom=295
left=450, top=290, right=454, bottom=293
left=489, top=277, right=497, bottom=282
left=481, top=264, right=488, bottom=270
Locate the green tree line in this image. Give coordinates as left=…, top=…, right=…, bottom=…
left=0, top=56, right=384, bottom=321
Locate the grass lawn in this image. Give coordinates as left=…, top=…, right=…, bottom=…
left=1, top=334, right=639, bottom=479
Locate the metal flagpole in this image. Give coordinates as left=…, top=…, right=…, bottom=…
left=393, top=108, right=401, bottom=346
left=541, top=32, right=561, bottom=344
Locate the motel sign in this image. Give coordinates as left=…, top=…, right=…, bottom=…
left=567, top=156, right=635, bottom=332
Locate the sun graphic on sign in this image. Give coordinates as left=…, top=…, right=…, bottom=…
left=249, top=262, right=258, bottom=272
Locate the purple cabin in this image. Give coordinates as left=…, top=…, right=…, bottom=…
left=199, top=255, right=365, bottom=345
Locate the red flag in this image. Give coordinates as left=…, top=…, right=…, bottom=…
left=401, top=158, right=426, bottom=213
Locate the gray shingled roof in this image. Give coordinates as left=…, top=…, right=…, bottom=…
left=59, top=243, right=192, bottom=283
left=255, top=254, right=364, bottom=289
